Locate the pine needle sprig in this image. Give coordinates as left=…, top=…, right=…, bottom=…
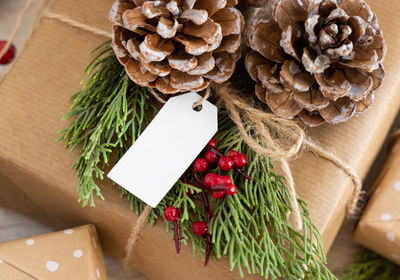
left=343, top=249, right=400, bottom=280
left=61, top=41, right=337, bottom=280
left=59, top=42, right=158, bottom=207
left=212, top=113, right=336, bottom=279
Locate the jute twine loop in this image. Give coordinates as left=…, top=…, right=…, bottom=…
left=214, top=83, right=362, bottom=217
left=214, top=84, right=305, bottom=160
left=148, top=88, right=167, bottom=104
left=4, top=0, right=363, bottom=269
left=148, top=87, right=211, bottom=109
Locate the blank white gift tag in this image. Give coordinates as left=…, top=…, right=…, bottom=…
left=108, top=92, right=218, bottom=207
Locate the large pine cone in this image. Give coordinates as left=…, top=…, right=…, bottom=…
left=245, top=0, right=386, bottom=126
left=110, top=0, right=244, bottom=94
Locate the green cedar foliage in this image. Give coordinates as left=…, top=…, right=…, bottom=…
left=60, top=41, right=337, bottom=280
left=344, top=249, right=400, bottom=280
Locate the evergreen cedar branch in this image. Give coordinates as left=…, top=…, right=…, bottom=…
left=59, top=42, right=337, bottom=280
left=343, top=249, right=400, bottom=280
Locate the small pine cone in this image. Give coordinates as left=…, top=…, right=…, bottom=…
left=110, top=0, right=244, bottom=94
left=245, top=0, right=386, bottom=126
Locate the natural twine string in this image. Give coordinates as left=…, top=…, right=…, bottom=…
left=214, top=84, right=362, bottom=221
left=2, top=0, right=363, bottom=268
left=123, top=204, right=152, bottom=269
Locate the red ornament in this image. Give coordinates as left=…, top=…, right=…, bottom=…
left=218, top=156, right=233, bottom=171
left=192, top=221, right=208, bottom=236
left=211, top=191, right=225, bottom=199
left=218, top=175, right=232, bottom=186
left=208, top=138, right=217, bottom=148
left=164, top=206, right=179, bottom=221
left=228, top=150, right=239, bottom=158
left=193, top=158, right=209, bottom=173
left=204, top=150, right=218, bottom=164
left=204, top=173, right=219, bottom=188
left=233, top=153, right=247, bottom=168
left=225, top=185, right=237, bottom=195
left=0, top=41, right=16, bottom=65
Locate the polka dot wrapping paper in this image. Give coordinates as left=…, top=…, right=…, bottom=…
left=355, top=136, right=400, bottom=264
left=0, top=225, right=107, bottom=279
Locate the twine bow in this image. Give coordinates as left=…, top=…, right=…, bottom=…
left=3, top=0, right=363, bottom=269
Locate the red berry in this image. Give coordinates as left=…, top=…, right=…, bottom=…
left=218, top=175, right=232, bottom=186
left=192, top=221, right=207, bottom=236
left=228, top=150, right=239, bottom=158
left=233, top=153, right=247, bottom=168
left=0, top=41, right=16, bottom=65
left=218, top=156, right=233, bottom=171
left=193, top=158, right=209, bottom=173
left=211, top=191, right=225, bottom=199
left=164, top=206, right=179, bottom=221
left=208, top=138, right=217, bottom=148
left=225, top=185, right=237, bottom=195
left=204, top=173, right=219, bottom=188
left=204, top=150, right=218, bottom=164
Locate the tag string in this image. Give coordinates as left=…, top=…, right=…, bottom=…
left=123, top=205, right=152, bottom=269
left=148, top=87, right=211, bottom=109
left=3, top=1, right=363, bottom=269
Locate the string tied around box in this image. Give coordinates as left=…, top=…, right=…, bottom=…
left=2, top=0, right=363, bottom=270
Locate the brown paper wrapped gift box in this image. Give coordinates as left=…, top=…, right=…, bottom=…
left=0, top=225, right=107, bottom=279
left=354, top=136, right=400, bottom=264
left=0, top=0, right=399, bottom=279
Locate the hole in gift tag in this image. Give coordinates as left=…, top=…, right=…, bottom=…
left=192, top=103, right=203, bottom=112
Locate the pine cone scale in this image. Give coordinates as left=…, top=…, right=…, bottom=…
left=294, top=88, right=330, bottom=111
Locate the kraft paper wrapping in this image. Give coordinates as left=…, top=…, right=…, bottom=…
left=0, top=0, right=399, bottom=279
left=0, top=225, right=107, bottom=280
left=355, top=137, right=400, bottom=264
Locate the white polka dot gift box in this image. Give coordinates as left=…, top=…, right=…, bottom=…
left=355, top=136, right=400, bottom=265
left=0, top=225, right=107, bottom=280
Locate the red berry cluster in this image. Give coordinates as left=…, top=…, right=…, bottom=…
left=165, top=138, right=252, bottom=266
left=204, top=173, right=236, bottom=199
left=193, top=139, right=248, bottom=175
